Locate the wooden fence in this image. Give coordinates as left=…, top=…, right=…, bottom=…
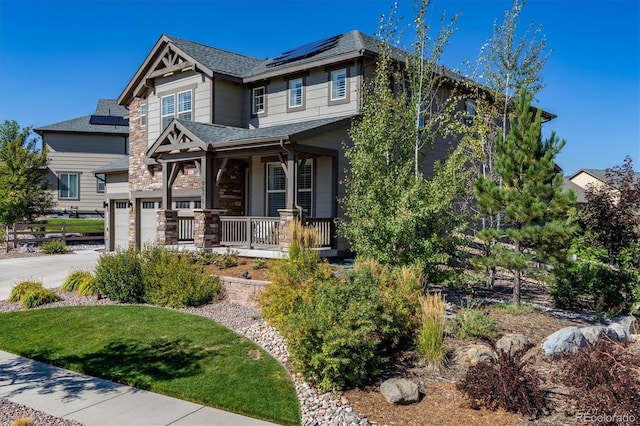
left=9, top=222, right=105, bottom=248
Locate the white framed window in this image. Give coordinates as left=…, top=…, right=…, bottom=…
left=252, top=86, right=265, bottom=115
left=175, top=201, right=190, bottom=209
left=177, top=90, right=192, bottom=121
left=297, top=159, right=313, bottom=216
left=267, top=162, right=286, bottom=217
left=161, top=95, right=175, bottom=129
left=330, top=69, right=347, bottom=101
left=140, top=104, right=147, bottom=127
left=288, top=78, right=303, bottom=108
left=59, top=173, right=79, bottom=199
left=265, top=160, right=313, bottom=217
left=96, top=173, right=105, bottom=193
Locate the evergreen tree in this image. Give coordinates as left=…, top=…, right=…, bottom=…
left=474, top=88, right=576, bottom=304
left=0, top=120, right=53, bottom=226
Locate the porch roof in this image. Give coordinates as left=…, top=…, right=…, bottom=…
left=147, top=115, right=353, bottom=159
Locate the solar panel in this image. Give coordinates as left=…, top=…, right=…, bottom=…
left=267, top=34, right=342, bottom=67
left=89, top=115, right=129, bottom=126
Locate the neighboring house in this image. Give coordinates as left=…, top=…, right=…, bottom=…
left=568, top=168, right=640, bottom=208
left=35, top=99, right=129, bottom=217
left=102, top=30, right=555, bottom=254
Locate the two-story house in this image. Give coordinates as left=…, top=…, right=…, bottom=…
left=35, top=99, right=129, bottom=217
left=101, top=30, right=552, bottom=255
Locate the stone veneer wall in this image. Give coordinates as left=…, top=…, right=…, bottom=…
left=218, top=159, right=245, bottom=215
left=193, top=209, right=220, bottom=248
left=128, top=96, right=203, bottom=246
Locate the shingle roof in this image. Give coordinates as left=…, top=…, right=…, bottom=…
left=562, top=178, right=586, bottom=203
left=166, top=35, right=265, bottom=78
left=94, top=99, right=128, bottom=116
left=571, top=168, right=640, bottom=182
left=94, top=156, right=129, bottom=174
left=35, top=99, right=128, bottom=135
left=178, top=115, right=354, bottom=146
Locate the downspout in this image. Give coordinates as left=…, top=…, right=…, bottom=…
left=279, top=139, right=304, bottom=218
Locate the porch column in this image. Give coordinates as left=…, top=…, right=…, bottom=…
left=283, top=151, right=297, bottom=210
left=162, top=162, right=175, bottom=211
left=193, top=209, right=221, bottom=248
left=278, top=208, right=303, bottom=252
left=200, top=152, right=216, bottom=210
left=157, top=209, right=178, bottom=245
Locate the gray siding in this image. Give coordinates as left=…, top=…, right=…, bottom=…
left=213, top=79, right=244, bottom=127
left=47, top=151, right=126, bottom=212
left=45, top=133, right=128, bottom=155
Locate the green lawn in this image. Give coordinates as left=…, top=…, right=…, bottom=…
left=33, top=218, right=104, bottom=232
left=0, top=306, right=300, bottom=425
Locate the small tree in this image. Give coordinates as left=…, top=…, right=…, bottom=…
left=339, top=0, right=468, bottom=278
left=474, top=88, right=576, bottom=304
left=0, top=120, right=53, bottom=227
left=580, top=156, right=639, bottom=265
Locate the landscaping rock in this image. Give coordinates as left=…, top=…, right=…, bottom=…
left=609, top=316, right=638, bottom=339
left=496, top=333, right=531, bottom=355
left=607, top=323, right=628, bottom=341
left=19, top=243, right=34, bottom=253
left=580, top=326, right=619, bottom=344
left=380, top=378, right=419, bottom=405
left=455, top=344, right=496, bottom=367
left=541, top=326, right=588, bottom=358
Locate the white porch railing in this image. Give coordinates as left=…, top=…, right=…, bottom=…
left=220, top=216, right=280, bottom=248
left=178, top=217, right=194, bottom=241
left=304, top=218, right=334, bottom=247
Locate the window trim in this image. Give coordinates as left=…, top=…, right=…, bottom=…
left=287, top=77, right=305, bottom=112
left=140, top=103, right=147, bottom=127
left=157, top=84, right=197, bottom=131
left=265, top=160, right=314, bottom=217
left=96, top=173, right=105, bottom=194
left=266, top=162, right=286, bottom=217
left=161, top=94, right=175, bottom=130
left=177, top=89, right=192, bottom=121
left=328, top=68, right=349, bottom=105
left=297, top=159, right=313, bottom=217
left=252, top=86, right=267, bottom=116
left=59, top=172, right=80, bottom=200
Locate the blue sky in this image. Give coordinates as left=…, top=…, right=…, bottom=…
left=0, top=0, right=638, bottom=175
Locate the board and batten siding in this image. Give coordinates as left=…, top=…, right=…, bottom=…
left=248, top=62, right=360, bottom=129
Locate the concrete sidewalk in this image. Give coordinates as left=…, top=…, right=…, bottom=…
left=0, top=351, right=279, bottom=426
left=0, top=249, right=102, bottom=300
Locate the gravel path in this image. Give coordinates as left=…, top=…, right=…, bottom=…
left=0, top=290, right=370, bottom=426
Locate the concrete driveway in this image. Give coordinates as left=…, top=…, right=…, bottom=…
left=0, top=249, right=102, bottom=300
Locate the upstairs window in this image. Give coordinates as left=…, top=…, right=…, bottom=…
left=59, top=172, right=79, bottom=199
left=140, top=104, right=147, bottom=127
left=161, top=95, right=175, bottom=129
left=288, top=78, right=304, bottom=109
left=178, top=90, right=192, bottom=121
left=96, top=173, right=105, bottom=193
left=330, top=69, right=347, bottom=100
left=252, top=86, right=265, bottom=115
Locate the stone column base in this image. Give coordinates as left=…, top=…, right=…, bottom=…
left=194, top=209, right=221, bottom=248
left=278, top=209, right=304, bottom=252
left=157, top=209, right=178, bottom=246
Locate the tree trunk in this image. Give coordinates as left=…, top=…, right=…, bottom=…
left=513, top=239, right=521, bottom=305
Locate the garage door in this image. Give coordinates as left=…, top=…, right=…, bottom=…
left=140, top=200, right=160, bottom=248
left=112, top=200, right=129, bottom=250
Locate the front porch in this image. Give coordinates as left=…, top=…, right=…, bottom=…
left=144, top=119, right=343, bottom=256
left=172, top=214, right=337, bottom=257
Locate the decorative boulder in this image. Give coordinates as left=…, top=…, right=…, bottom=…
left=541, top=326, right=588, bottom=358
left=607, top=323, right=628, bottom=342
left=455, top=344, right=496, bottom=367
left=380, top=378, right=420, bottom=405
left=580, top=326, right=619, bottom=344
left=496, top=333, right=531, bottom=355
left=609, top=316, right=638, bottom=340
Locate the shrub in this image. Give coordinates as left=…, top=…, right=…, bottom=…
left=417, top=292, right=446, bottom=369
left=450, top=307, right=501, bottom=340
left=558, top=340, right=640, bottom=424
left=213, top=248, right=239, bottom=269
left=492, top=302, right=536, bottom=315
left=281, top=258, right=421, bottom=391
left=62, top=270, right=93, bottom=292
left=190, top=250, right=217, bottom=265
left=10, top=417, right=35, bottom=426
left=20, top=287, right=61, bottom=309
left=95, top=248, right=145, bottom=303
left=252, top=258, right=267, bottom=270
left=142, top=247, right=221, bottom=308
left=551, top=259, right=634, bottom=315
left=457, top=342, right=546, bottom=418
left=77, top=275, right=99, bottom=296
left=8, top=281, right=43, bottom=303
left=40, top=239, right=67, bottom=254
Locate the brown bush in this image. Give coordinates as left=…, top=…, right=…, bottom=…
left=558, top=340, right=640, bottom=425
left=457, top=341, right=547, bottom=418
